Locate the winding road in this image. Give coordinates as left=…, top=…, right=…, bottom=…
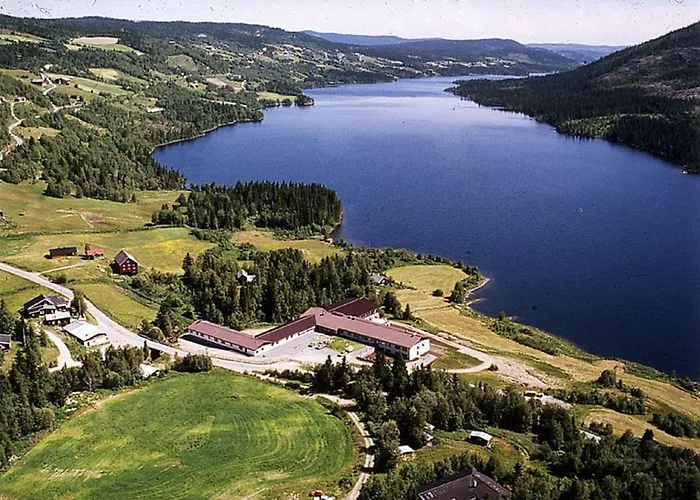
left=45, top=330, right=81, bottom=372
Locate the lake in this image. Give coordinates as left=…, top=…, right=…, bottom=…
left=154, top=76, right=700, bottom=380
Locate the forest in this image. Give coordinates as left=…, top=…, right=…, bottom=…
left=151, top=181, right=343, bottom=234
left=298, top=355, right=700, bottom=500
left=452, top=21, right=700, bottom=172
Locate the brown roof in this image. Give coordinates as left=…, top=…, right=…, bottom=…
left=187, top=320, right=268, bottom=351
left=315, top=311, right=425, bottom=349
left=418, top=468, right=510, bottom=500
left=327, top=297, right=378, bottom=318
left=114, top=249, right=138, bottom=266
left=256, top=315, right=317, bottom=344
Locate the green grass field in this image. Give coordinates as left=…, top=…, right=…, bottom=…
left=74, top=283, right=157, bottom=330
left=3, top=227, right=212, bottom=273
left=0, top=181, right=183, bottom=234
left=233, top=230, right=342, bottom=263
left=0, top=270, right=45, bottom=314
left=431, top=347, right=481, bottom=370
left=70, top=77, right=130, bottom=96
left=0, top=372, right=357, bottom=499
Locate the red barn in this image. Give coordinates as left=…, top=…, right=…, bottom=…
left=113, top=249, right=139, bottom=275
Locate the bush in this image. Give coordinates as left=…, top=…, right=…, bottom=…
left=51, top=273, right=68, bottom=285
left=432, top=289, right=444, bottom=297
left=174, top=353, right=213, bottom=373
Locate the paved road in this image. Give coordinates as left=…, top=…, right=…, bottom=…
left=8, top=101, right=24, bottom=147
left=45, top=330, right=81, bottom=372
left=0, top=262, right=307, bottom=374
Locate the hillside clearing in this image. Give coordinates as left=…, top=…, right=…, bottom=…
left=0, top=372, right=356, bottom=499
left=232, top=230, right=342, bottom=262
left=73, top=283, right=156, bottom=330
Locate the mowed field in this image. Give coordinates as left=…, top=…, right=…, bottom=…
left=0, top=181, right=183, bottom=234
left=2, top=227, right=212, bottom=273
left=233, top=230, right=342, bottom=263
left=0, top=270, right=44, bottom=314
left=74, top=283, right=156, bottom=330
left=0, top=372, right=357, bottom=499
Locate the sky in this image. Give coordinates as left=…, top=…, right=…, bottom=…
left=2, top=0, right=699, bottom=45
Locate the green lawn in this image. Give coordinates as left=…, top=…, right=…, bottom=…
left=0, top=372, right=357, bottom=499
left=432, top=347, right=481, bottom=370
left=74, top=283, right=157, bottom=330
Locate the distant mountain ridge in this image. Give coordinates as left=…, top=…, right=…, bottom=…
left=452, top=22, right=700, bottom=171
left=528, top=43, right=627, bottom=63
left=303, top=30, right=432, bottom=46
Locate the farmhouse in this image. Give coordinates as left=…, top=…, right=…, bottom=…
left=0, top=334, right=11, bottom=351
left=54, top=76, right=72, bottom=85
left=63, top=320, right=109, bottom=347
left=185, top=320, right=271, bottom=356
left=23, top=294, right=70, bottom=317
left=49, top=247, right=78, bottom=259
left=113, top=250, right=139, bottom=275
left=31, top=77, right=47, bottom=87
left=417, top=468, right=511, bottom=500
left=44, top=310, right=72, bottom=326
left=85, top=247, right=105, bottom=259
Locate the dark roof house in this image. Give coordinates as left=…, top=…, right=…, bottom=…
left=49, top=247, right=78, bottom=259
left=24, top=294, right=69, bottom=317
left=326, top=297, right=379, bottom=318
left=113, top=250, right=139, bottom=275
left=418, top=468, right=511, bottom=500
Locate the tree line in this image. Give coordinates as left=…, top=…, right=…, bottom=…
left=152, top=181, right=343, bottom=234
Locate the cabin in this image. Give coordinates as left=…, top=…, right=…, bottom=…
left=14, top=96, right=26, bottom=103
left=63, top=321, right=108, bottom=347
left=85, top=247, right=105, bottom=260
left=371, top=273, right=388, bottom=285
left=236, top=269, right=256, bottom=284
left=468, top=431, right=493, bottom=448
left=54, top=76, right=72, bottom=85
left=399, top=445, right=415, bottom=460
left=49, top=247, right=78, bottom=259
left=44, top=310, right=72, bottom=326
left=113, top=250, right=139, bottom=275
left=24, top=294, right=70, bottom=317
left=417, top=468, right=511, bottom=500
left=0, top=334, right=11, bottom=351
left=31, top=77, right=47, bottom=87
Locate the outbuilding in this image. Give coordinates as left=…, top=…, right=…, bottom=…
left=85, top=247, right=105, bottom=259
left=468, top=431, right=493, bottom=448
left=44, top=310, right=72, bottom=326
left=0, top=334, right=11, bottom=351
left=63, top=320, right=109, bottom=347
left=49, top=247, right=78, bottom=259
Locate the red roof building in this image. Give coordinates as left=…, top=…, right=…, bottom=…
left=85, top=247, right=105, bottom=259
left=186, top=320, right=270, bottom=356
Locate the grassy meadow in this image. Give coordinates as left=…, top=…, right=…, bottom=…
left=232, top=230, right=342, bottom=263
left=0, top=372, right=357, bottom=499
left=73, top=283, right=157, bottom=330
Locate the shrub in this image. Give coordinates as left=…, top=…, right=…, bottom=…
left=174, top=353, right=213, bottom=373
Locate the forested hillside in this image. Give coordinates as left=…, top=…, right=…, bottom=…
left=453, top=22, right=700, bottom=172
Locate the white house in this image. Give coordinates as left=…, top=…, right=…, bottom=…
left=63, top=321, right=109, bottom=347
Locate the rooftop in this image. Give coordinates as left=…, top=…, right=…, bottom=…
left=256, top=314, right=317, bottom=344
left=326, top=297, right=379, bottom=317
left=114, top=249, right=139, bottom=266
left=188, top=320, right=268, bottom=351
left=418, top=468, right=511, bottom=500
left=63, top=321, right=107, bottom=342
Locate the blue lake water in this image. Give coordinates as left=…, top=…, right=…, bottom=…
left=154, top=76, right=700, bottom=379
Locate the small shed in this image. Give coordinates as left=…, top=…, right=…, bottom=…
left=140, top=364, right=160, bottom=378
left=371, top=273, right=388, bottom=285
left=468, top=430, right=493, bottom=447
left=0, top=334, right=11, bottom=351
left=85, top=247, right=105, bottom=259
left=44, top=310, right=72, bottom=326
left=399, top=444, right=415, bottom=459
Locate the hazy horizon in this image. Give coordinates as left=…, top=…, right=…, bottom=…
left=1, top=0, right=698, bottom=46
